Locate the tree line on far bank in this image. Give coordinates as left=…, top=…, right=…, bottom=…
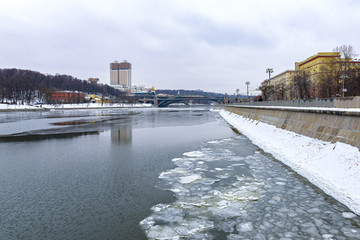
left=0, top=68, right=133, bottom=104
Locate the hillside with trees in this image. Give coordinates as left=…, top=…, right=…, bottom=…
left=0, top=68, right=128, bottom=104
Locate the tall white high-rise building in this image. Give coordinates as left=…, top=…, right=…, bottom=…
left=110, top=60, right=132, bottom=90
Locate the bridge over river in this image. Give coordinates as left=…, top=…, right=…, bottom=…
left=137, top=94, right=224, bottom=107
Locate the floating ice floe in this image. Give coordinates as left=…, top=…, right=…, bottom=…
left=342, top=212, right=357, bottom=219
left=140, top=140, right=264, bottom=239
left=183, top=151, right=206, bottom=157
left=179, top=174, right=202, bottom=184
left=236, top=222, right=254, bottom=232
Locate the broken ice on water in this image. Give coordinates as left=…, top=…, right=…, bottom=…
left=140, top=135, right=360, bottom=239
left=140, top=138, right=264, bottom=239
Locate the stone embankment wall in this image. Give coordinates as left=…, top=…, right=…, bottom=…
left=223, top=105, right=360, bottom=150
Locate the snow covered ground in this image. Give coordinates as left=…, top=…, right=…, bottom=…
left=219, top=109, right=360, bottom=216
left=0, top=103, right=152, bottom=110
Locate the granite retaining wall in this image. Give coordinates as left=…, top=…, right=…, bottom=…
left=223, top=105, right=360, bottom=150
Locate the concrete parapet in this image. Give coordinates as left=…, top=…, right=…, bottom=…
left=334, top=96, right=360, bottom=108
left=223, top=105, right=360, bottom=150
left=236, top=96, right=360, bottom=108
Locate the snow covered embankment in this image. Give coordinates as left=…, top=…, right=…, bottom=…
left=220, top=109, right=360, bottom=216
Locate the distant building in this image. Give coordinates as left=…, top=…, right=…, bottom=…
left=261, top=51, right=360, bottom=100
left=267, top=70, right=297, bottom=100
left=131, top=85, right=151, bottom=93
left=295, top=52, right=360, bottom=98
left=110, top=60, right=132, bottom=91
left=295, top=52, right=341, bottom=73
left=85, top=94, right=111, bottom=104
left=50, top=91, right=84, bottom=104
left=88, top=78, right=99, bottom=85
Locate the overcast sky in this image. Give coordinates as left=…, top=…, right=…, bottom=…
left=1, top=0, right=360, bottom=94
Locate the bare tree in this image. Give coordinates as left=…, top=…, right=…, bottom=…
left=294, top=71, right=311, bottom=99
left=259, top=83, right=269, bottom=101
left=317, top=61, right=340, bottom=98
left=333, top=45, right=359, bottom=96
left=333, top=45, right=358, bottom=60
left=333, top=45, right=358, bottom=76
left=272, top=83, right=285, bottom=100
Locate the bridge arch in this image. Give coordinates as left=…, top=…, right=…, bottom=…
left=145, top=100, right=155, bottom=104
left=157, top=97, right=223, bottom=107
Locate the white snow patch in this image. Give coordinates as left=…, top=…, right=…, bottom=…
left=220, top=109, right=360, bottom=215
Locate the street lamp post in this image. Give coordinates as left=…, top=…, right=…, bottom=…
left=341, top=74, right=347, bottom=98
left=245, top=82, right=250, bottom=101
left=266, top=68, right=273, bottom=101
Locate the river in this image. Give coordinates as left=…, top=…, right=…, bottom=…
left=0, top=107, right=359, bottom=239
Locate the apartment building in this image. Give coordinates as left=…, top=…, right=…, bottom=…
left=262, top=51, right=360, bottom=100
left=110, top=60, right=132, bottom=91
left=50, top=91, right=84, bottom=104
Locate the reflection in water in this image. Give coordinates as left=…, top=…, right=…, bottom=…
left=111, top=128, right=132, bottom=144
left=51, top=121, right=87, bottom=125
left=0, top=131, right=100, bottom=142
left=111, top=114, right=133, bottom=144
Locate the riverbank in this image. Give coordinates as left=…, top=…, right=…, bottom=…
left=219, top=109, right=360, bottom=216
left=222, top=105, right=360, bottom=150
left=0, top=103, right=152, bottom=111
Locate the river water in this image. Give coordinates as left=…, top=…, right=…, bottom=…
left=0, top=107, right=359, bottom=240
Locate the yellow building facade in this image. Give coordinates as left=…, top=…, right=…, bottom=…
left=295, top=52, right=360, bottom=97
left=263, top=52, right=360, bottom=100
left=86, top=94, right=111, bottom=103
left=296, top=52, right=339, bottom=88
left=295, top=52, right=340, bottom=72
left=269, top=70, right=297, bottom=100
left=294, top=52, right=341, bottom=97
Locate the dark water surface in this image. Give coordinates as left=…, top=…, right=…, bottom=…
left=1, top=107, right=360, bottom=240
left=0, top=107, right=237, bottom=239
